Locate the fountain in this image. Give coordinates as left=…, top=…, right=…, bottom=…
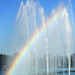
left=6, top=0, right=74, bottom=75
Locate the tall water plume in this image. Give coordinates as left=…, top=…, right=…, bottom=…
left=40, top=8, right=49, bottom=75
left=9, top=0, right=73, bottom=75
left=32, top=3, right=38, bottom=75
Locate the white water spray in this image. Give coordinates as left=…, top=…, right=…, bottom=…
left=40, top=8, right=49, bottom=75
left=62, top=8, right=72, bottom=75
left=33, top=3, right=38, bottom=75
left=14, top=0, right=73, bottom=75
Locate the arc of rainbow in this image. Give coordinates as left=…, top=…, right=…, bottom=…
left=6, top=9, right=63, bottom=75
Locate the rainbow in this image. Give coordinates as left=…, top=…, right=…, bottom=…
left=5, top=9, right=63, bottom=75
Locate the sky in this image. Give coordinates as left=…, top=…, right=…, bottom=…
left=0, top=0, right=75, bottom=55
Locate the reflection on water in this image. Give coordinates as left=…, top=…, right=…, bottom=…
left=58, top=72, right=75, bottom=75
left=2, top=68, right=75, bottom=75
left=0, top=69, right=75, bottom=75
left=0, top=72, right=75, bottom=75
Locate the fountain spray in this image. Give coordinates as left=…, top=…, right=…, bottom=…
left=41, top=8, right=49, bottom=75
left=33, top=3, right=38, bottom=75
